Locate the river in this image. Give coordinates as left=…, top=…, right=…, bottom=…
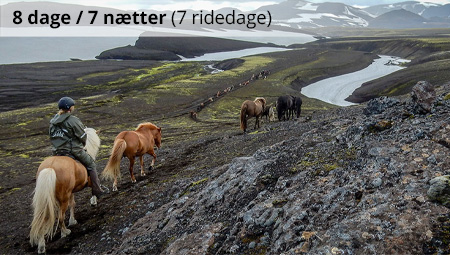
left=301, top=55, right=410, bottom=107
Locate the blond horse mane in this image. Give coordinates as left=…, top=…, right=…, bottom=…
left=136, top=122, right=158, bottom=131
left=84, top=128, right=101, bottom=160
left=254, top=97, right=266, bottom=106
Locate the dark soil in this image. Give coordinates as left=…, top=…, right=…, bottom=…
left=0, top=47, right=370, bottom=254
left=1, top=36, right=449, bottom=254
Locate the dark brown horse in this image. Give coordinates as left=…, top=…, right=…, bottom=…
left=276, top=95, right=295, bottom=121
left=240, top=97, right=266, bottom=132
left=30, top=128, right=101, bottom=254
left=102, top=122, right=162, bottom=191
left=293, top=96, right=303, bottom=118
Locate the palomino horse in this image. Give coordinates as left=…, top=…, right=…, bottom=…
left=240, top=97, right=266, bottom=133
left=30, top=128, right=101, bottom=254
left=262, top=105, right=276, bottom=122
left=102, top=122, right=162, bottom=191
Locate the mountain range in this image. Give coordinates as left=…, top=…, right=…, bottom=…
left=263, top=0, right=450, bottom=29
left=1, top=0, right=449, bottom=31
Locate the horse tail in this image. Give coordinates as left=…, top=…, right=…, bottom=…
left=240, top=103, right=247, bottom=131
left=102, top=138, right=127, bottom=181
left=30, top=168, right=58, bottom=247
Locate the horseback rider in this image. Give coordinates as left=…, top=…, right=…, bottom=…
left=49, top=96, right=104, bottom=199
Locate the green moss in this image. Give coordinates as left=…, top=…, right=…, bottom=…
left=191, top=178, right=208, bottom=186
left=444, top=93, right=450, bottom=101
left=289, top=166, right=298, bottom=174
left=272, top=199, right=288, bottom=207
left=299, top=160, right=315, bottom=168
left=180, top=178, right=209, bottom=196
left=7, top=187, right=21, bottom=194
left=249, top=130, right=268, bottom=135
left=323, top=163, right=338, bottom=172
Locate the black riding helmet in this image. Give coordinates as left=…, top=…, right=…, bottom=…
left=58, top=97, right=75, bottom=110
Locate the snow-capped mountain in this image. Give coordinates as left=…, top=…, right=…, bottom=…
left=256, top=0, right=449, bottom=29
left=255, top=0, right=375, bottom=28
left=363, top=1, right=449, bottom=18
left=1, top=0, right=449, bottom=32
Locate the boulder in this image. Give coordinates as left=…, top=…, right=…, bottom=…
left=410, top=81, right=436, bottom=113
left=363, top=96, right=400, bottom=116
left=428, top=175, right=450, bottom=208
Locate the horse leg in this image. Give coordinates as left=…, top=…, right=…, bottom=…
left=148, top=150, right=157, bottom=171
left=129, top=157, right=136, bottom=183
left=113, top=177, right=118, bottom=192
left=68, top=194, right=77, bottom=226
left=140, top=155, right=146, bottom=177
left=254, top=116, right=259, bottom=129
left=37, top=237, right=46, bottom=254
left=59, top=200, right=71, bottom=238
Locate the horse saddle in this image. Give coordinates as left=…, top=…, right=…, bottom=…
left=52, top=150, right=75, bottom=159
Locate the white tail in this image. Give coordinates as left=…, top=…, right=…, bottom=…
left=84, top=127, right=101, bottom=160
left=30, top=168, right=58, bottom=253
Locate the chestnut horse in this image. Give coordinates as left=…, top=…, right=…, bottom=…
left=102, top=122, right=162, bottom=191
left=240, top=97, right=266, bottom=133
left=30, top=128, right=101, bottom=254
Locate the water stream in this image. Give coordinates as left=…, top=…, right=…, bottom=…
left=301, top=55, right=410, bottom=106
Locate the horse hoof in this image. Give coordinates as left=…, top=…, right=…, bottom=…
left=112, top=186, right=118, bottom=192
left=69, top=219, right=78, bottom=226
left=90, top=196, right=97, bottom=206
left=61, top=229, right=71, bottom=238
left=38, top=246, right=46, bottom=254
left=141, top=172, right=146, bottom=177
left=132, top=179, right=137, bottom=183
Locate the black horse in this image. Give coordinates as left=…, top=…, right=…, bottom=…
left=293, top=96, right=302, bottom=118
left=276, top=95, right=302, bottom=121
left=276, top=95, right=294, bottom=121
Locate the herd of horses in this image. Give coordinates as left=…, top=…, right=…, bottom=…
left=29, top=92, right=302, bottom=253
left=240, top=95, right=303, bottom=132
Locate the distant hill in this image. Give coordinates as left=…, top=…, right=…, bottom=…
left=96, top=36, right=282, bottom=60
left=363, top=1, right=450, bottom=19
left=368, top=9, right=428, bottom=29
left=421, top=4, right=450, bottom=19
left=255, top=0, right=449, bottom=29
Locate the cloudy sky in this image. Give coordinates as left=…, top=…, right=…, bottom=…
left=1, top=0, right=449, bottom=11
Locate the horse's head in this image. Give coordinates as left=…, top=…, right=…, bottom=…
left=137, top=122, right=162, bottom=148
left=154, top=127, right=162, bottom=148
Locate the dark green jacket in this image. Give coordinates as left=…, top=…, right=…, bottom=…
left=49, top=113, right=87, bottom=153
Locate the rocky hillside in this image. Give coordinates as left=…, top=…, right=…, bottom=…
left=103, top=81, right=450, bottom=254
left=1, top=38, right=449, bottom=255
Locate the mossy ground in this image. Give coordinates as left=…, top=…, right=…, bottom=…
left=1, top=35, right=449, bottom=254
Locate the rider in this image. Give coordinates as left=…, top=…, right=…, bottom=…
left=49, top=96, right=104, bottom=199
